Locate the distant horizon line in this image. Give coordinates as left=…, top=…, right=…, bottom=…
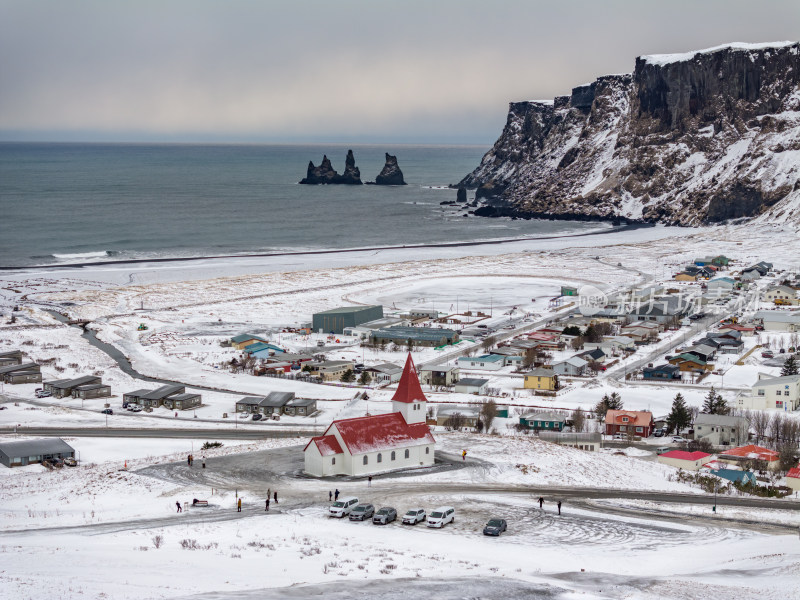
left=0, top=138, right=493, bottom=148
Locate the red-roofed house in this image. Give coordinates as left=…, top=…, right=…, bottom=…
left=719, top=445, right=781, bottom=471
left=303, top=354, right=436, bottom=477
left=657, top=450, right=713, bottom=470
left=604, top=409, right=655, bottom=438
left=786, top=467, right=800, bottom=492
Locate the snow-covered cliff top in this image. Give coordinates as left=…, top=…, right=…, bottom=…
left=640, top=41, right=797, bottom=66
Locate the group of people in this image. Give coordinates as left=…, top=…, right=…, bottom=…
left=186, top=454, right=206, bottom=468
left=537, top=496, right=562, bottom=515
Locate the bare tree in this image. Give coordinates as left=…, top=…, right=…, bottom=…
left=749, top=410, right=770, bottom=445
left=481, top=336, right=498, bottom=352
left=444, top=412, right=465, bottom=431
left=480, top=400, right=498, bottom=432
left=571, top=409, right=586, bottom=432
left=768, top=412, right=786, bottom=446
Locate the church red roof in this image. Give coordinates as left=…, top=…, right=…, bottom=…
left=303, top=434, right=343, bottom=456
left=328, top=412, right=434, bottom=455
left=391, top=353, right=427, bottom=404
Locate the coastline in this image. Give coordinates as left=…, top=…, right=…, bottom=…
left=0, top=222, right=647, bottom=272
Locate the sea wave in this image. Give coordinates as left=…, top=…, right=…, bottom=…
left=52, top=251, right=110, bottom=260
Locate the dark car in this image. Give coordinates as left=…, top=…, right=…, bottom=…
left=688, top=313, right=704, bottom=321
left=372, top=507, right=397, bottom=525
left=100, top=408, right=113, bottom=415
left=251, top=413, right=262, bottom=421
left=349, top=503, right=374, bottom=521
left=483, top=518, right=507, bottom=536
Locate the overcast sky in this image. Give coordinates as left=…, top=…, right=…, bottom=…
left=1, top=0, right=798, bottom=144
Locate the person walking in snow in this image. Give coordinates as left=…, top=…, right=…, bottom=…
left=368, top=476, right=372, bottom=488
left=538, top=497, right=544, bottom=509
left=187, top=455, right=191, bottom=466
left=265, top=498, right=270, bottom=512
left=176, top=501, right=182, bottom=513
left=557, top=500, right=562, bottom=516
left=273, top=491, right=278, bottom=503
left=335, top=489, right=340, bottom=501
left=329, top=490, right=333, bottom=502
left=462, top=449, right=467, bottom=461
left=237, top=498, right=242, bottom=512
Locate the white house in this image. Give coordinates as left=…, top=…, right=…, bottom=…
left=553, top=356, right=589, bottom=377
left=363, top=362, right=403, bottom=383
left=456, top=354, right=505, bottom=371
left=694, top=413, right=749, bottom=447
left=454, top=378, right=489, bottom=395
left=303, top=354, right=435, bottom=477
left=737, top=373, right=800, bottom=411
left=706, top=277, right=736, bottom=293
left=763, top=285, right=799, bottom=305
left=657, top=450, right=713, bottom=471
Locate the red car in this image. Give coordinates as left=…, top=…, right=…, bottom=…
left=761, top=351, right=774, bottom=359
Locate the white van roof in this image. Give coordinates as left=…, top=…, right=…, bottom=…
left=433, top=505, right=454, bottom=512
left=339, top=496, right=358, bottom=503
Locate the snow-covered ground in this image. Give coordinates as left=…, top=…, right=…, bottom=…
left=3, top=223, right=800, bottom=598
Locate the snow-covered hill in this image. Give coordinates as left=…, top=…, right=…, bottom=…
left=460, top=42, right=800, bottom=226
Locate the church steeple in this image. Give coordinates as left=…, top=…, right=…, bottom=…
left=391, top=353, right=427, bottom=425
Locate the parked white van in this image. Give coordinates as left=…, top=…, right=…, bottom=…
left=426, top=506, right=455, bottom=528
left=329, top=497, right=358, bottom=518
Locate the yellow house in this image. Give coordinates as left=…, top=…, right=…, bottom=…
left=523, top=368, right=558, bottom=391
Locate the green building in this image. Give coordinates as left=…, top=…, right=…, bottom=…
left=312, top=305, right=383, bottom=334
left=519, top=411, right=566, bottom=431
left=560, top=286, right=579, bottom=296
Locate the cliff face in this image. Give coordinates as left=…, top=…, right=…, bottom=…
left=374, top=153, right=407, bottom=185
left=460, top=42, right=800, bottom=225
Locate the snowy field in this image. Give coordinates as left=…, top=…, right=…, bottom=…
left=3, top=222, right=800, bottom=598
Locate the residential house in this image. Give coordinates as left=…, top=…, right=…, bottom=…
left=553, top=356, right=589, bottom=377
left=657, top=450, right=713, bottom=471
left=694, top=414, right=749, bottom=447
left=243, top=342, right=285, bottom=355
left=256, top=391, right=296, bottom=416
left=739, top=268, right=762, bottom=282
left=304, top=360, right=355, bottom=381
left=0, top=362, right=42, bottom=384
left=303, top=354, right=435, bottom=477
left=710, top=468, right=757, bottom=486
left=579, top=348, right=606, bottom=364
left=283, top=397, right=317, bottom=417
left=0, top=350, right=23, bottom=368
left=454, top=378, right=489, bottom=395
left=363, top=362, right=403, bottom=384
left=519, top=411, right=566, bottom=432
left=523, top=368, right=559, bottom=392
left=163, top=393, right=201, bottom=410
left=0, top=438, right=76, bottom=468
left=642, top=364, right=681, bottom=380
left=706, top=277, right=736, bottom=293
left=738, top=373, right=800, bottom=411
left=235, top=396, right=266, bottom=413
left=719, top=445, right=780, bottom=471
left=436, top=405, right=480, bottom=428
left=419, top=364, right=459, bottom=387
left=764, top=285, right=799, bottom=306
left=668, top=353, right=710, bottom=373
left=628, top=296, right=688, bottom=325
left=718, top=324, right=756, bottom=336
left=457, top=354, right=505, bottom=371
left=604, top=409, right=654, bottom=437
left=786, top=467, right=800, bottom=492
left=125, top=384, right=185, bottom=408
left=43, top=376, right=110, bottom=399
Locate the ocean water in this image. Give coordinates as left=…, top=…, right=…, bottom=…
left=0, top=143, right=605, bottom=267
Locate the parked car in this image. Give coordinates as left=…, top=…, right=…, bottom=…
left=402, top=508, right=426, bottom=525
left=689, top=313, right=705, bottom=321
left=653, top=428, right=664, bottom=437
left=761, top=351, right=774, bottom=358
left=613, top=433, right=626, bottom=440
left=130, top=405, right=143, bottom=413
left=63, top=457, right=77, bottom=467
left=251, top=413, right=262, bottom=421
left=671, top=436, right=688, bottom=443
left=482, top=518, right=507, bottom=536
left=427, top=506, right=455, bottom=528
left=656, top=447, right=671, bottom=455
left=329, top=497, right=358, bottom=518
left=35, top=390, right=52, bottom=398
left=100, top=408, right=113, bottom=415
left=372, top=507, right=397, bottom=525
left=349, top=503, right=375, bottom=521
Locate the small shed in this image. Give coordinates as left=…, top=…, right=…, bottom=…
left=560, top=286, right=579, bottom=297
left=0, top=438, right=75, bottom=468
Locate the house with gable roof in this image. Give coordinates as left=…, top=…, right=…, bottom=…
left=604, top=409, right=654, bottom=437
left=303, top=354, right=435, bottom=477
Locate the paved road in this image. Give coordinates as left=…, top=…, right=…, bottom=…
left=0, top=426, right=317, bottom=439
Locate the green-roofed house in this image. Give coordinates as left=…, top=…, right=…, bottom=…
left=312, top=305, right=384, bottom=335
left=231, top=334, right=268, bottom=350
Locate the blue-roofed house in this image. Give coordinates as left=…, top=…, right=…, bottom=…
left=457, top=354, right=505, bottom=371
left=244, top=341, right=285, bottom=355
left=711, top=469, right=757, bottom=486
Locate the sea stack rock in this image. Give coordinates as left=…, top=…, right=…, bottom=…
left=299, top=151, right=362, bottom=184
left=456, top=187, right=467, bottom=202
left=374, top=153, right=407, bottom=185
left=340, top=149, right=362, bottom=184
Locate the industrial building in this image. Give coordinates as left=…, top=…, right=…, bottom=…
left=44, top=376, right=111, bottom=399
left=370, top=326, right=459, bottom=348
left=312, top=305, right=383, bottom=335
left=0, top=362, right=42, bottom=384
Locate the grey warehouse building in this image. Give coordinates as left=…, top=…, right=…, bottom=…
left=312, top=305, right=383, bottom=334
left=370, top=326, right=459, bottom=347
left=0, top=438, right=76, bottom=467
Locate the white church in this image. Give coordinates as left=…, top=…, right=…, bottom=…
left=303, top=354, right=436, bottom=477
